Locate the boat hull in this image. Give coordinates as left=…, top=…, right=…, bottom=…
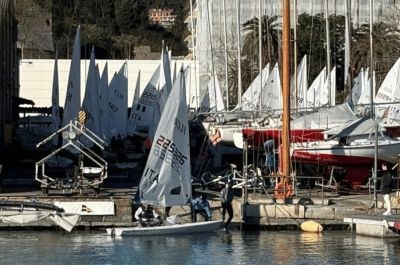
left=292, top=139, right=400, bottom=166
left=106, top=220, right=223, bottom=236
left=243, top=128, right=325, bottom=146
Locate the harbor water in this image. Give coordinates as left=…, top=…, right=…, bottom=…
left=0, top=230, right=399, bottom=265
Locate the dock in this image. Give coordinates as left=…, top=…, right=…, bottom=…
left=1, top=182, right=399, bottom=235
left=344, top=214, right=400, bottom=238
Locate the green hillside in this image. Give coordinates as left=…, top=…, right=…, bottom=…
left=35, top=0, right=190, bottom=59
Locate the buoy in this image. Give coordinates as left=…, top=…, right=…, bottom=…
left=300, top=220, right=323, bottom=233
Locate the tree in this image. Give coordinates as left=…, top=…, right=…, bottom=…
left=297, top=13, right=346, bottom=94
left=242, top=15, right=281, bottom=67
left=50, top=0, right=189, bottom=59
left=351, top=22, right=400, bottom=88
left=227, top=56, right=258, bottom=107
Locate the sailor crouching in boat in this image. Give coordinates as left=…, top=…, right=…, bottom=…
left=135, top=204, right=162, bottom=227
left=191, top=194, right=212, bottom=222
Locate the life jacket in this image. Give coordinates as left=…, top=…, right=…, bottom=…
left=141, top=206, right=155, bottom=219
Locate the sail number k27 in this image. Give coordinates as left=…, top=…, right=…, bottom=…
left=154, top=135, right=187, bottom=172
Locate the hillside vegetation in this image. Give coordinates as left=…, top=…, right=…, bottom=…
left=34, top=0, right=189, bottom=59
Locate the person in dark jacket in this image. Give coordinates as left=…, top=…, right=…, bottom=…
left=134, top=204, right=161, bottom=227
left=220, top=181, right=235, bottom=230
left=381, top=163, right=393, bottom=216
left=191, top=194, right=212, bottom=222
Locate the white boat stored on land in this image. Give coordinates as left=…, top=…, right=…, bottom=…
left=106, top=220, right=223, bottom=236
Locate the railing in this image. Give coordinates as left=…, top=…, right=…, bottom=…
left=198, top=163, right=329, bottom=201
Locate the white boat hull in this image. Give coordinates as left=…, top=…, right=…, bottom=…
left=106, top=220, right=223, bottom=236
left=292, top=137, right=400, bottom=166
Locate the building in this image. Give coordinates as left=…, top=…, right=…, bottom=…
left=19, top=59, right=199, bottom=110
left=148, top=8, right=176, bottom=29
left=0, top=0, right=19, bottom=159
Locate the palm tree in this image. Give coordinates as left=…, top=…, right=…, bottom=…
left=242, top=15, right=281, bottom=68
left=351, top=22, right=400, bottom=88
left=227, top=56, right=258, bottom=107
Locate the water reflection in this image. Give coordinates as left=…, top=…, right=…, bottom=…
left=0, top=231, right=399, bottom=265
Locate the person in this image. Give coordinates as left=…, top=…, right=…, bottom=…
left=381, top=163, right=393, bottom=216
left=191, top=194, right=212, bottom=222
left=220, top=181, right=235, bottom=230
left=134, top=204, right=161, bottom=227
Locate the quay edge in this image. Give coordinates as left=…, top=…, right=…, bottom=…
left=2, top=190, right=398, bottom=233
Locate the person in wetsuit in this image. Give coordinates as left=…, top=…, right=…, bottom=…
left=134, top=204, right=161, bottom=227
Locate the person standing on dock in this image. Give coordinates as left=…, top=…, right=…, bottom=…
left=381, top=163, right=393, bottom=216
left=191, top=194, right=212, bottom=222
left=221, top=181, right=235, bottom=230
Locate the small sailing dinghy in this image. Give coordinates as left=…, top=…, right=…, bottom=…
left=106, top=67, right=222, bottom=237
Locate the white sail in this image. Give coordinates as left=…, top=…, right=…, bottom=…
left=387, top=66, right=400, bottom=122
left=260, top=63, right=282, bottom=112
left=237, top=63, right=270, bottom=111
left=358, top=68, right=372, bottom=105
left=172, top=60, right=177, bottom=83
left=160, top=47, right=173, bottom=105
left=51, top=55, right=60, bottom=146
left=81, top=48, right=101, bottom=141
left=290, top=56, right=308, bottom=110
left=129, top=66, right=160, bottom=134
left=139, top=67, right=191, bottom=206
left=108, top=62, right=128, bottom=138
left=329, top=66, right=337, bottom=106
left=61, top=25, right=81, bottom=127
left=375, top=57, right=400, bottom=105
left=127, top=70, right=141, bottom=134
left=306, top=67, right=326, bottom=108
left=98, top=63, right=109, bottom=141
left=200, top=72, right=225, bottom=113
left=149, top=48, right=173, bottom=140
left=199, top=89, right=210, bottom=113
left=351, top=68, right=364, bottom=105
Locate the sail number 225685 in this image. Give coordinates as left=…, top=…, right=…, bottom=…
left=153, top=135, right=188, bottom=173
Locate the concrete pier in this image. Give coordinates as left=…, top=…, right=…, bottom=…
left=344, top=215, right=400, bottom=238
left=1, top=186, right=398, bottom=234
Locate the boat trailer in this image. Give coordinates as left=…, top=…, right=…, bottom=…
left=35, top=120, right=108, bottom=194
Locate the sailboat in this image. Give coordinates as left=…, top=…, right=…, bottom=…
left=291, top=117, right=400, bottom=167
left=106, top=67, right=222, bottom=236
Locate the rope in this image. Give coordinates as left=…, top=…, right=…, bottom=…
left=259, top=183, right=302, bottom=227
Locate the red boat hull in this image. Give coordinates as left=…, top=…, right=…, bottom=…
left=292, top=150, right=383, bottom=167
left=243, top=128, right=325, bottom=147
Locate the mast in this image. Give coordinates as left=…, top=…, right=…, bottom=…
left=258, top=0, right=263, bottom=113
left=370, top=0, right=378, bottom=208
left=236, top=0, right=242, bottom=106
left=293, top=0, right=298, bottom=110
left=206, top=0, right=217, bottom=108
left=189, top=0, right=199, bottom=110
left=324, top=0, right=332, bottom=107
left=222, top=0, right=229, bottom=109
left=344, top=0, right=352, bottom=90
left=281, top=0, right=291, bottom=183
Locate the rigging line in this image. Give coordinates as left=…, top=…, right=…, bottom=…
left=259, top=183, right=302, bottom=227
